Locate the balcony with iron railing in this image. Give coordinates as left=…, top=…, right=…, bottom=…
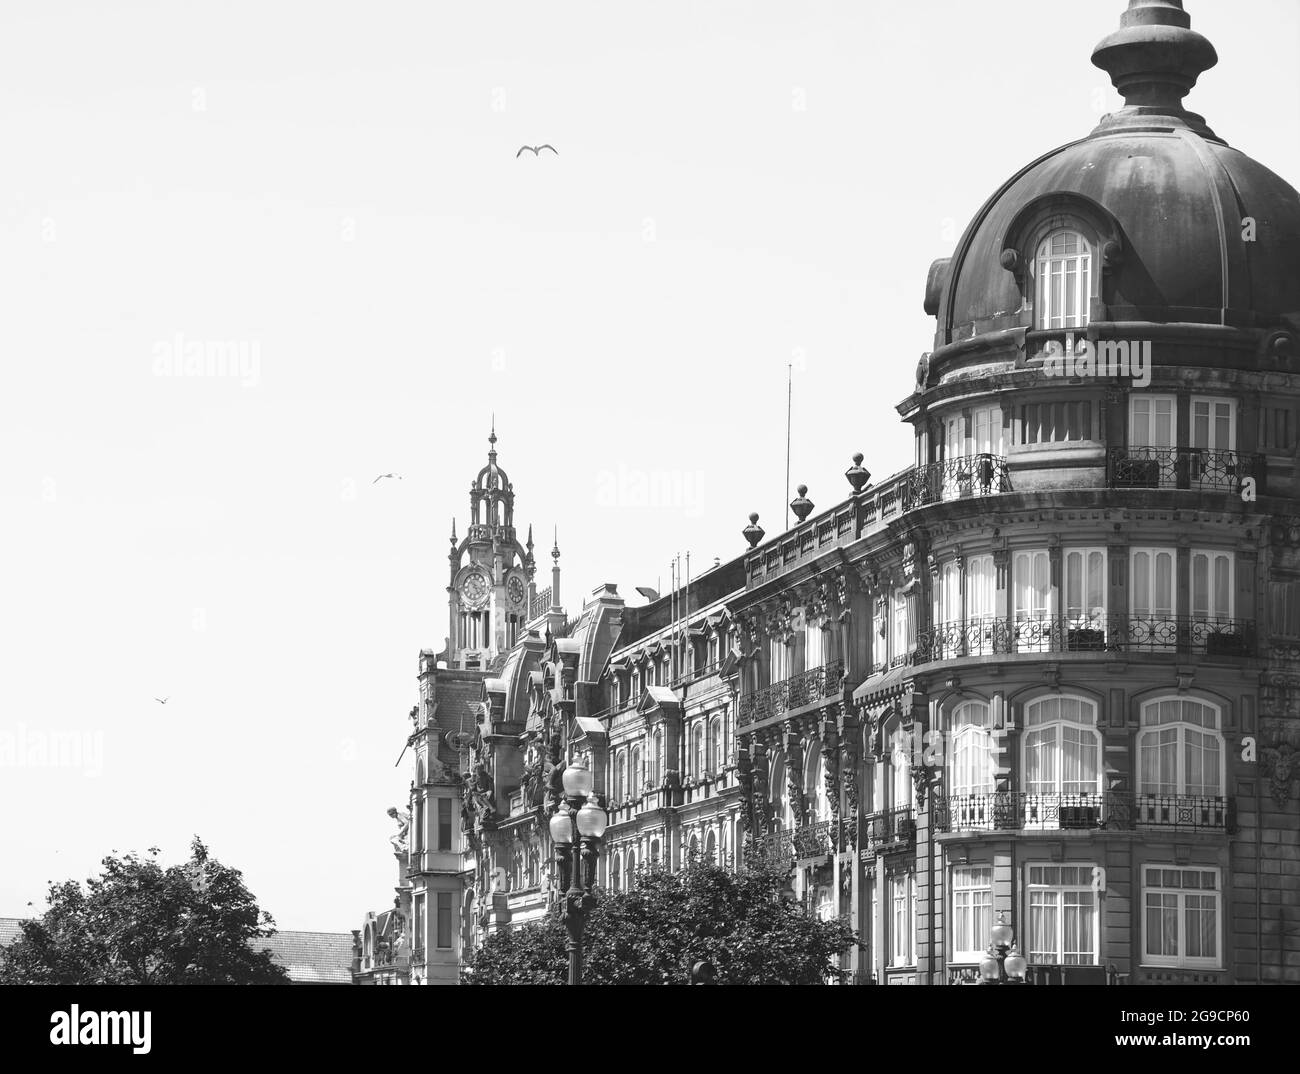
left=754, top=819, right=833, bottom=864
left=917, top=613, right=1257, bottom=663
left=932, top=790, right=1235, bottom=835
left=1108, top=447, right=1265, bottom=494
left=737, top=659, right=846, bottom=728
left=860, top=807, right=916, bottom=857
left=901, top=454, right=1012, bottom=510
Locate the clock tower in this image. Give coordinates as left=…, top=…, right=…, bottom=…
left=445, top=425, right=538, bottom=669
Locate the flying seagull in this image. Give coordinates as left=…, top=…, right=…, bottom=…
left=154, top=697, right=168, bottom=704
left=373, top=473, right=403, bottom=484
left=516, top=145, right=557, bottom=158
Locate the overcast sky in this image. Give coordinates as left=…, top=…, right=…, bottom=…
left=1, top=0, right=1297, bottom=932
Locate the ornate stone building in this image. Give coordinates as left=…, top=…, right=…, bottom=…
left=361, top=0, right=1299, bottom=985
left=732, top=0, right=1300, bottom=985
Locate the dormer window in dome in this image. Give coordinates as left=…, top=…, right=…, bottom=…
left=1035, top=230, right=1093, bottom=331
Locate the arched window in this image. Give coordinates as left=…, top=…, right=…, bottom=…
left=709, top=717, right=723, bottom=774
left=616, top=752, right=627, bottom=802
left=705, top=830, right=717, bottom=864
left=947, top=701, right=995, bottom=827
left=652, top=729, right=664, bottom=786
left=626, top=849, right=637, bottom=884
left=1138, top=698, right=1224, bottom=799
left=692, top=724, right=705, bottom=780
left=1035, top=230, right=1092, bottom=330
left=1022, top=696, right=1101, bottom=798
left=771, top=754, right=793, bottom=830
left=688, top=833, right=700, bottom=860
left=610, top=852, right=621, bottom=891
left=806, top=745, right=831, bottom=822
left=630, top=745, right=642, bottom=796
left=650, top=838, right=661, bottom=864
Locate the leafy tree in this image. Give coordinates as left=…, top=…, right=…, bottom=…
left=463, top=855, right=859, bottom=985
left=0, top=837, right=289, bottom=985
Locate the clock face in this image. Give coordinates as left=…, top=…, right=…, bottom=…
left=507, top=576, right=525, bottom=607
left=461, top=571, right=489, bottom=607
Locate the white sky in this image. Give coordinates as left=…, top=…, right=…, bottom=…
left=1, top=1, right=1296, bottom=932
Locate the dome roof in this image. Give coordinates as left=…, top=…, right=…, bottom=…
left=929, top=1, right=1300, bottom=349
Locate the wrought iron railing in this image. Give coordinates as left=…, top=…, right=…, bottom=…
left=529, top=586, right=552, bottom=621
left=902, top=454, right=1011, bottom=510
left=860, top=807, right=916, bottom=856
left=738, top=659, right=845, bottom=727
left=917, top=614, right=1256, bottom=661
left=756, top=820, right=832, bottom=863
left=1108, top=447, right=1265, bottom=493
left=932, top=791, right=1234, bottom=834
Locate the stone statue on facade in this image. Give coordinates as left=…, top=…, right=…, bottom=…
left=386, top=806, right=411, bottom=854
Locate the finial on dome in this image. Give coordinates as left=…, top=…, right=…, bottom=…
left=552, top=526, right=560, bottom=561
left=1092, top=1, right=1218, bottom=134
left=488, top=417, right=498, bottom=459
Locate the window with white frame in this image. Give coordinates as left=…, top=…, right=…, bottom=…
left=951, top=866, right=993, bottom=963
left=692, top=724, right=705, bottom=780
left=807, top=747, right=831, bottom=822
left=1020, top=400, right=1097, bottom=444
left=1026, top=864, right=1098, bottom=965
left=630, top=745, right=642, bottom=795
left=1191, top=397, right=1235, bottom=452
left=413, top=894, right=426, bottom=954
left=1138, top=698, right=1224, bottom=799
left=939, top=559, right=961, bottom=625
left=768, top=633, right=790, bottom=684
left=610, top=853, right=621, bottom=891
left=1130, top=395, right=1176, bottom=450
left=891, top=590, right=914, bottom=665
left=1143, top=866, right=1220, bottom=968
left=616, top=751, right=627, bottom=801
left=947, top=701, right=995, bottom=828
left=889, top=726, right=912, bottom=811
left=1035, top=231, right=1092, bottom=330
left=1191, top=550, right=1233, bottom=621
left=890, top=872, right=914, bottom=967
left=806, top=615, right=825, bottom=669
left=1022, top=696, right=1101, bottom=798
left=709, top=717, right=722, bottom=774
left=1130, top=548, right=1176, bottom=643
left=1063, top=548, right=1106, bottom=627
left=1013, top=550, right=1052, bottom=652
left=652, top=729, right=663, bottom=786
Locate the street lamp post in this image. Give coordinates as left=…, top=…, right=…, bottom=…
left=548, top=760, right=608, bottom=986
left=979, top=913, right=1028, bottom=985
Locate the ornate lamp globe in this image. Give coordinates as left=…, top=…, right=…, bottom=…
left=576, top=800, right=608, bottom=839
left=549, top=810, right=574, bottom=845
left=979, top=951, right=1001, bottom=982
left=562, top=760, right=593, bottom=798
left=1004, top=948, right=1028, bottom=981
left=990, top=915, right=1014, bottom=948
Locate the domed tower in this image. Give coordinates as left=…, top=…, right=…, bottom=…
left=446, top=425, right=537, bottom=669
left=895, top=1, right=1300, bottom=985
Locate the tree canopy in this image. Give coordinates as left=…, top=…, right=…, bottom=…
left=464, top=856, right=858, bottom=985
left=0, top=837, right=289, bottom=985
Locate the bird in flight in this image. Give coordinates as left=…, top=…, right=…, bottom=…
left=154, top=697, right=168, bottom=705
left=516, top=145, right=557, bottom=158
left=373, top=473, right=403, bottom=484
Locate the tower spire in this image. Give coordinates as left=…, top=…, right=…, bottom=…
left=1092, top=1, right=1218, bottom=138
left=488, top=417, right=498, bottom=462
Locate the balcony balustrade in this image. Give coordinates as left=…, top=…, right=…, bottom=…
left=860, top=807, right=916, bottom=857
left=916, top=614, right=1256, bottom=662
left=755, top=819, right=833, bottom=864
left=737, top=659, right=845, bottom=728
left=902, top=454, right=1011, bottom=510
left=932, top=790, right=1234, bottom=834
left=1108, top=446, right=1265, bottom=494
